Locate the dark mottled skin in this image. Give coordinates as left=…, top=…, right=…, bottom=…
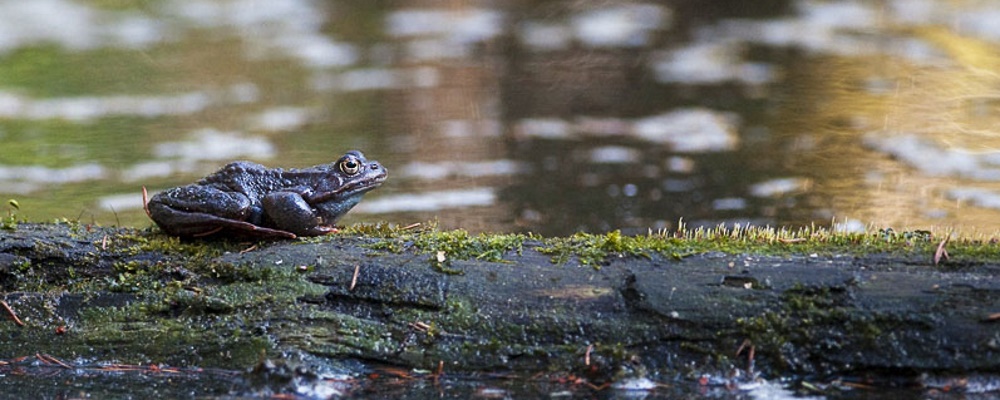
left=147, top=151, right=386, bottom=238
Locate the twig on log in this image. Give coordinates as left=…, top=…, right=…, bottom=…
left=0, top=300, right=24, bottom=326
left=350, top=265, right=360, bottom=291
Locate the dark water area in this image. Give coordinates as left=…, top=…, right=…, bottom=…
left=0, top=363, right=953, bottom=400
left=3, top=0, right=1000, bottom=398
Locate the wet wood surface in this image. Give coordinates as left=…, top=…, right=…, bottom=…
left=1, top=223, right=998, bottom=384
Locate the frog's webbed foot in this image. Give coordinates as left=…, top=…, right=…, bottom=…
left=312, top=225, right=339, bottom=235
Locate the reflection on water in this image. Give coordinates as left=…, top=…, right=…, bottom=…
left=3, top=0, right=1000, bottom=236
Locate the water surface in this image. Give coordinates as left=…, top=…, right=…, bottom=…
left=3, top=1, right=1000, bottom=237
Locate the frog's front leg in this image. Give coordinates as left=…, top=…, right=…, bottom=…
left=148, top=186, right=295, bottom=238
left=262, top=191, right=337, bottom=236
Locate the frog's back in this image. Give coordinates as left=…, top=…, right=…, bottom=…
left=198, top=161, right=289, bottom=199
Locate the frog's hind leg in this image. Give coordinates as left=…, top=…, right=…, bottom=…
left=147, top=203, right=297, bottom=239
left=147, top=186, right=297, bottom=239
left=186, top=215, right=298, bottom=238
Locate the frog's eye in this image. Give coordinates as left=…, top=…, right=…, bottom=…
left=339, top=158, right=361, bottom=175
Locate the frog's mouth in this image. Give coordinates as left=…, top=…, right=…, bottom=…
left=342, top=174, right=387, bottom=197
left=308, top=172, right=388, bottom=203
left=312, top=173, right=387, bottom=225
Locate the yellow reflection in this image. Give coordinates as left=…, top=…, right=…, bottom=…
left=781, top=22, right=1000, bottom=232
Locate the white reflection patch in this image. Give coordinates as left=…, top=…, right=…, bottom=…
left=120, top=160, right=199, bottom=182
left=354, top=188, right=495, bottom=214
left=386, top=9, right=503, bottom=42
left=0, top=85, right=256, bottom=122
left=338, top=69, right=399, bottom=91
left=0, top=164, right=106, bottom=194
left=386, top=8, right=503, bottom=61
left=516, top=109, right=740, bottom=153
left=572, top=4, right=671, bottom=48
left=589, top=146, right=641, bottom=164
left=864, top=133, right=1000, bottom=180
left=833, top=219, right=867, bottom=233
left=948, top=188, right=1000, bottom=210
left=0, top=0, right=165, bottom=53
left=311, top=67, right=441, bottom=92
left=749, top=178, right=810, bottom=197
left=610, top=377, right=657, bottom=391
left=399, top=160, right=528, bottom=180
left=653, top=42, right=775, bottom=85
left=165, top=0, right=356, bottom=68
left=747, top=379, right=822, bottom=400
left=153, top=129, right=275, bottom=161
left=515, top=118, right=572, bottom=140
left=633, top=108, right=740, bottom=152
left=251, top=107, right=312, bottom=132
left=0, top=164, right=105, bottom=183
left=98, top=192, right=146, bottom=211
left=712, top=197, right=747, bottom=211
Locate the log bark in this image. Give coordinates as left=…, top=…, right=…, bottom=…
left=0, top=223, right=998, bottom=386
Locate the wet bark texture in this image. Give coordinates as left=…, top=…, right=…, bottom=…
left=0, top=223, right=998, bottom=382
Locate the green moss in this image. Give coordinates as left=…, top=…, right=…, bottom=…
left=539, top=230, right=668, bottom=268
left=344, top=222, right=533, bottom=272
left=337, top=221, right=1000, bottom=271
left=109, top=231, right=228, bottom=259
left=339, top=221, right=419, bottom=238
left=6, top=221, right=1000, bottom=377
left=19, top=228, right=330, bottom=367
left=76, top=302, right=270, bottom=367
left=107, top=260, right=164, bottom=292
left=735, top=285, right=892, bottom=372
left=536, top=223, right=1000, bottom=268
left=2, top=199, right=18, bottom=231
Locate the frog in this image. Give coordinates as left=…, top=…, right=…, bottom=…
left=144, top=150, right=387, bottom=239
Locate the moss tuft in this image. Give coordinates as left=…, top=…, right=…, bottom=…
left=343, top=222, right=534, bottom=272
left=334, top=221, right=1000, bottom=270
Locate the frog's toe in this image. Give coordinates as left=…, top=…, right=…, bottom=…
left=291, top=225, right=338, bottom=236
left=249, top=227, right=298, bottom=239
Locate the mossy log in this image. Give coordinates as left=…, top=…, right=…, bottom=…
left=0, top=222, right=998, bottom=385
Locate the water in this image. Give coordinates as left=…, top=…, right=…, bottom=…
left=3, top=1, right=1000, bottom=396
left=2, top=1, right=1000, bottom=237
